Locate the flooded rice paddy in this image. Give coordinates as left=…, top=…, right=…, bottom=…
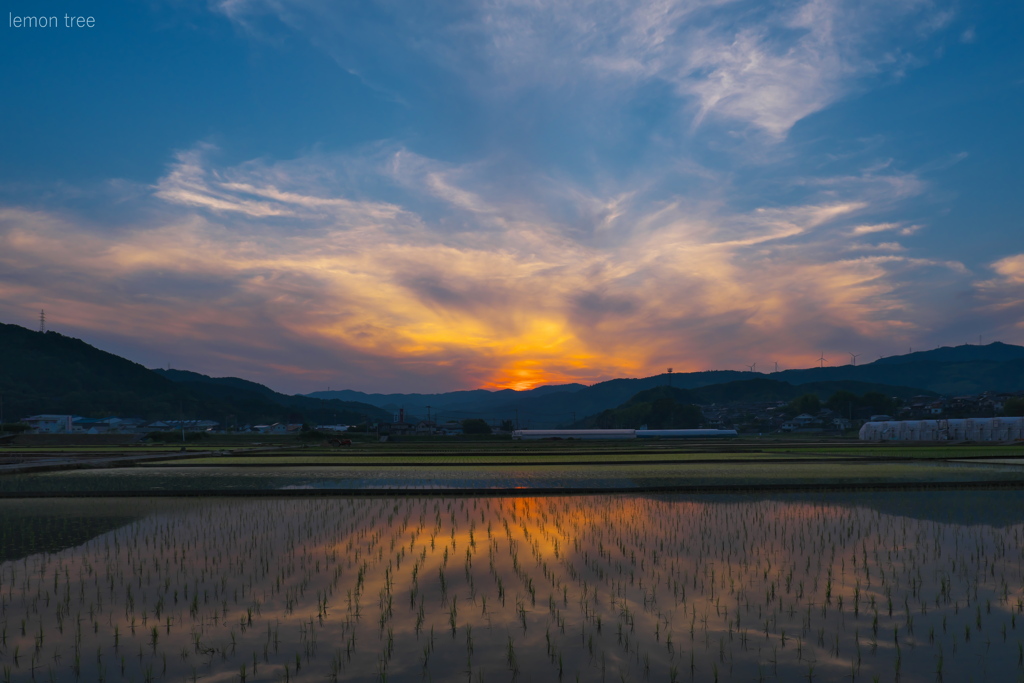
left=3, top=492, right=1024, bottom=682
left=3, top=461, right=1024, bottom=494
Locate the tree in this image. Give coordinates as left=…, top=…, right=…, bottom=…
left=825, top=390, right=859, bottom=416
left=587, top=391, right=702, bottom=429
left=1005, top=397, right=1024, bottom=417
left=787, top=393, right=821, bottom=416
left=648, top=398, right=703, bottom=429
left=461, top=418, right=491, bottom=435
left=860, top=392, right=898, bottom=417
left=0, top=422, right=30, bottom=435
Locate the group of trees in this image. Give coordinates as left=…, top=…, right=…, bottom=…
left=581, top=387, right=703, bottom=429
left=1005, top=397, right=1024, bottom=417
left=782, top=390, right=900, bottom=420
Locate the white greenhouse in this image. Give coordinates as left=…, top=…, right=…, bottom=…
left=859, top=417, right=1024, bottom=442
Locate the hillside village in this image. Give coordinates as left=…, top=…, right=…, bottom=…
left=703, top=390, right=1023, bottom=434
left=11, top=389, right=1023, bottom=438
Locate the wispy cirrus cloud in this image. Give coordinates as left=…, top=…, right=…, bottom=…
left=850, top=222, right=922, bottom=236
left=213, top=0, right=954, bottom=139
left=990, top=255, right=1024, bottom=285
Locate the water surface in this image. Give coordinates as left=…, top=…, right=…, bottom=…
left=2, top=492, right=1024, bottom=682
left=3, top=461, right=1024, bottom=494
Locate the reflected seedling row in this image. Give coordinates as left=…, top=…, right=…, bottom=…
left=2, top=494, right=1024, bottom=682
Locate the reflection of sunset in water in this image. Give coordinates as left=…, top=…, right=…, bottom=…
left=2, top=495, right=1024, bottom=682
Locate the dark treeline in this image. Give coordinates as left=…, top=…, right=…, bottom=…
left=0, top=323, right=389, bottom=424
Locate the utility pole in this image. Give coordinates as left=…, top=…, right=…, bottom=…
left=426, top=405, right=432, bottom=434
left=515, top=408, right=519, bottom=431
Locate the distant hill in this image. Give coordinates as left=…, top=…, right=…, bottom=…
left=6, top=318, right=1019, bottom=429
left=686, top=378, right=933, bottom=405
left=305, top=343, right=1022, bottom=427
left=0, top=322, right=181, bottom=419
left=311, top=371, right=761, bottom=426
left=308, top=383, right=587, bottom=415
left=309, top=374, right=938, bottom=429
left=573, top=380, right=927, bottom=430
left=0, top=323, right=389, bottom=425
left=154, top=368, right=390, bottom=425
left=773, top=355, right=1024, bottom=396
left=577, top=386, right=703, bottom=429
left=868, top=342, right=1024, bottom=366
left=156, top=369, right=280, bottom=397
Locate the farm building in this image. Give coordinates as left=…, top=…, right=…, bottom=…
left=636, top=429, right=738, bottom=438
left=512, top=428, right=737, bottom=440
left=512, top=429, right=636, bottom=440
left=859, top=417, right=1024, bottom=442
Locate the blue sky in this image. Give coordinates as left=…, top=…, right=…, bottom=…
left=1, top=0, right=1022, bottom=393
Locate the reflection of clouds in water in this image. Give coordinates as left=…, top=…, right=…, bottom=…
left=1, top=495, right=1022, bottom=682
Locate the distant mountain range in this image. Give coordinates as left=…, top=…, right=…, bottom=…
left=0, top=322, right=390, bottom=425
left=4, top=319, right=1023, bottom=428
left=309, top=343, right=1024, bottom=427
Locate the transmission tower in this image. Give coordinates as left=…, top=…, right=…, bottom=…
left=39, top=309, right=46, bottom=333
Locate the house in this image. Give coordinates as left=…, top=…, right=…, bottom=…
left=252, top=423, right=289, bottom=435
left=832, top=417, right=854, bottom=431
left=150, top=419, right=220, bottom=433
left=388, top=421, right=414, bottom=436
left=73, top=417, right=113, bottom=433
left=781, top=413, right=822, bottom=432
left=21, top=415, right=73, bottom=433
left=316, top=424, right=350, bottom=433
left=439, top=420, right=463, bottom=436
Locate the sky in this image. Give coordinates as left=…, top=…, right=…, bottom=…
left=1, top=0, right=1023, bottom=394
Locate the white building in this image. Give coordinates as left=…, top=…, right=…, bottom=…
left=513, top=429, right=636, bottom=440
left=512, top=429, right=737, bottom=440
left=21, top=415, right=73, bottom=433
left=859, top=417, right=1024, bottom=442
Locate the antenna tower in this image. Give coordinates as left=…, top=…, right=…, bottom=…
left=39, top=309, right=45, bottom=333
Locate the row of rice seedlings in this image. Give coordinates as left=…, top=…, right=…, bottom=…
left=1, top=494, right=1023, bottom=681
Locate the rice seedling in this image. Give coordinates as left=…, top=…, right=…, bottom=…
left=2, top=492, right=1024, bottom=681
